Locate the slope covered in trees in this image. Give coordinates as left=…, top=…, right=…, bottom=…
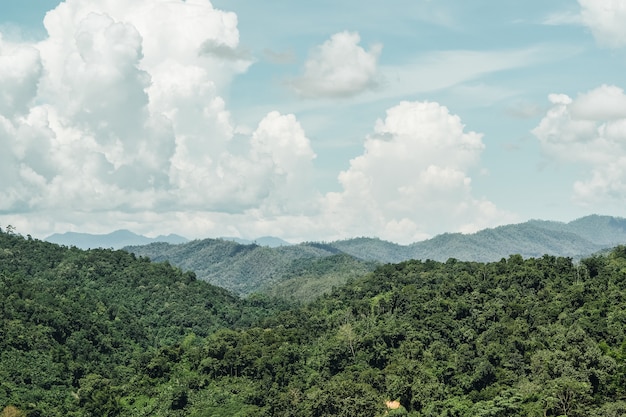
left=3, top=227, right=626, bottom=416
left=123, top=215, right=626, bottom=299
left=124, top=239, right=376, bottom=298
left=333, top=215, right=626, bottom=263
left=107, top=249, right=626, bottom=416
left=0, top=229, right=284, bottom=416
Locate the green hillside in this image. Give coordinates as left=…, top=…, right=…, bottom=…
left=331, top=215, right=626, bottom=263
left=125, top=239, right=375, bottom=298
left=0, top=229, right=284, bottom=416
left=409, top=222, right=606, bottom=261
left=4, top=227, right=626, bottom=416
left=262, top=253, right=377, bottom=301
left=329, top=237, right=410, bottom=263
left=532, top=215, right=626, bottom=246
left=116, top=215, right=626, bottom=299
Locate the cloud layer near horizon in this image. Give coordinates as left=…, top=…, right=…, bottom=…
left=0, top=0, right=511, bottom=243
left=2, top=0, right=625, bottom=243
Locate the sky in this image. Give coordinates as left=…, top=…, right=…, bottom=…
left=1, top=0, right=626, bottom=244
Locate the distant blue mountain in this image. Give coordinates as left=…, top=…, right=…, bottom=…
left=45, top=229, right=188, bottom=250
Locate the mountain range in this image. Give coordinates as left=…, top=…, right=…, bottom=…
left=122, top=214, right=626, bottom=298
left=45, top=229, right=189, bottom=249
left=332, top=214, right=626, bottom=263
left=45, top=229, right=295, bottom=250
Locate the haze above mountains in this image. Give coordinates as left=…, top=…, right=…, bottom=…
left=45, top=230, right=291, bottom=250
left=45, top=229, right=188, bottom=249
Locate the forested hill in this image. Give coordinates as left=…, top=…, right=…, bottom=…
left=124, top=215, right=626, bottom=297
left=0, top=229, right=285, bottom=416
left=4, top=225, right=626, bottom=416
left=332, top=214, right=626, bottom=262
left=124, top=239, right=376, bottom=298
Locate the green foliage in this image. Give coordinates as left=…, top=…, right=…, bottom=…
left=123, top=215, right=626, bottom=300
left=263, top=254, right=376, bottom=301
left=301, top=216, right=626, bottom=263
left=3, top=229, right=626, bottom=416
left=0, top=230, right=283, bottom=415
left=125, top=239, right=376, bottom=299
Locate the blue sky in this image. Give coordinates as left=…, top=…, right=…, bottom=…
left=1, top=0, right=625, bottom=243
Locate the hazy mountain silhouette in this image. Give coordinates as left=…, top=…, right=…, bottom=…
left=46, top=229, right=188, bottom=250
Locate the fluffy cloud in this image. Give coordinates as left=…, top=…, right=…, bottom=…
left=321, top=101, right=510, bottom=244
left=250, top=112, right=318, bottom=213
left=0, top=0, right=318, bottom=232
left=579, top=0, right=626, bottom=48
left=569, top=84, right=626, bottom=120
left=0, top=35, right=47, bottom=212
left=533, top=85, right=626, bottom=206
left=291, top=31, right=382, bottom=98
left=0, top=1, right=516, bottom=243
left=0, top=36, right=42, bottom=117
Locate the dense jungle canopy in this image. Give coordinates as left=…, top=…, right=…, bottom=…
left=2, top=228, right=626, bottom=416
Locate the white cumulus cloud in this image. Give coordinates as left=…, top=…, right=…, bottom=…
left=247, top=111, right=319, bottom=216
left=579, top=0, right=626, bottom=48
left=291, top=31, right=382, bottom=98
left=0, top=1, right=524, bottom=243
left=533, top=85, right=626, bottom=206
left=0, top=35, right=42, bottom=117
left=320, top=101, right=511, bottom=244
left=569, top=84, right=626, bottom=120
left=0, top=0, right=321, bottom=236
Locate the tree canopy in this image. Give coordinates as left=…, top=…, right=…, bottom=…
left=2, top=227, right=626, bottom=416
